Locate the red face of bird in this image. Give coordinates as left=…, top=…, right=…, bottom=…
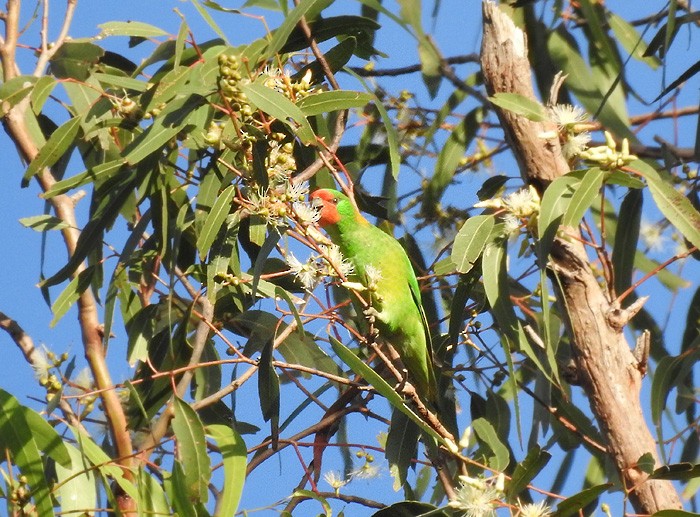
left=310, top=189, right=343, bottom=227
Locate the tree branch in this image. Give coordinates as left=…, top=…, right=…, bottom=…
left=480, top=3, right=682, bottom=513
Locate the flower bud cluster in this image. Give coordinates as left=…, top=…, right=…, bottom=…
left=579, top=130, right=637, bottom=170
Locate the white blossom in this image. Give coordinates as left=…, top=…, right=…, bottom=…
left=448, top=475, right=501, bottom=517
left=503, top=214, right=522, bottom=236
left=31, top=346, right=52, bottom=380
left=561, top=131, right=591, bottom=160
left=516, top=500, right=552, bottom=517
left=504, top=185, right=540, bottom=218
left=364, top=264, right=383, bottom=288
left=320, top=244, right=354, bottom=278
left=640, top=220, right=668, bottom=252
left=286, top=181, right=309, bottom=202
left=548, top=103, right=587, bottom=129
left=323, top=471, right=349, bottom=493
left=292, top=201, right=320, bottom=224
left=285, top=252, right=319, bottom=290
left=350, top=464, right=381, bottom=479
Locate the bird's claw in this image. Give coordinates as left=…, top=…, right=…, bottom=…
left=363, top=306, right=380, bottom=324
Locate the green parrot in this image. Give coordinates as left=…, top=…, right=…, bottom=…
left=310, top=188, right=437, bottom=404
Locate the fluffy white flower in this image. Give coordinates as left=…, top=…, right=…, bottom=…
left=292, top=201, right=320, bottom=224
left=448, top=477, right=500, bottom=517
left=516, top=500, right=552, bottom=517
left=503, top=214, right=522, bottom=236
left=548, top=103, right=587, bottom=129
left=561, top=131, right=591, bottom=160
left=364, top=264, right=383, bottom=287
left=350, top=464, right=381, bottom=479
left=504, top=185, right=540, bottom=218
left=323, top=470, right=348, bottom=492
left=640, top=220, right=668, bottom=252
left=31, top=346, right=52, bottom=380
left=285, top=252, right=319, bottom=290
left=320, top=244, right=354, bottom=278
left=286, top=181, right=309, bottom=202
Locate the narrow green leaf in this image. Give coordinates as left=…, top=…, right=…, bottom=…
left=506, top=446, right=551, bottom=499
left=451, top=215, right=495, bottom=274
left=30, top=76, right=57, bottom=114
left=137, top=469, right=171, bottom=516
left=19, top=215, right=70, bottom=232
left=280, top=15, right=380, bottom=53
left=386, top=408, right=420, bottom=491
left=172, top=397, right=211, bottom=503
left=0, top=76, right=38, bottom=115
left=55, top=443, right=97, bottom=516
left=168, top=461, right=198, bottom=517
left=632, top=159, right=700, bottom=250
left=489, top=92, right=547, bottom=121
left=197, top=185, right=236, bottom=260
left=70, top=427, right=138, bottom=501
left=346, top=68, right=401, bottom=179
left=548, top=30, right=633, bottom=139
left=651, top=463, right=700, bottom=481
left=124, top=94, right=203, bottom=164
left=190, top=0, right=229, bottom=43
left=292, top=489, right=332, bottom=516
left=258, top=337, right=280, bottom=447
left=553, top=483, right=611, bottom=517
left=608, top=13, right=659, bottom=69
left=265, top=0, right=330, bottom=57
left=206, top=424, right=247, bottom=517
left=92, top=72, right=149, bottom=92
left=239, top=80, right=315, bottom=144
left=562, top=167, right=604, bottom=227
left=472, top=417, right=510, bottom=471
left=538, top=172, right=581, bottom=260
left=427, top=108, right=481, bottom=209
left=50, top=266, right=95, bottom=327
left=23, top=116, right=81, bottom=186
left=21, top=408, right=71, bottom=468
left=43, top=159, right=127, bottom=198
left=329, top=336, right=443, bottom=444
left=651, top=347, right=700, bottom=424
left=613, top=189, right=642, bottom=295
left=652, top=511, right=700, bottom=517
left=0, top=390, right=55, bottom=517
left=297, top=90, right=373, bottom=116
left=98, top=21, right=168, bottom=38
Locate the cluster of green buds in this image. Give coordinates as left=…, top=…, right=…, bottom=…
left=9, top=476, right=33, bottom=512
left=203, top=121, right=225, bottom=149
left=218, top=53, right=254, bottom=120
left=143, top=101, right=167, bottom=119
left=245, top=181, right=310, bottom=226
left=579, top=131, right=637, bottom=170
left=36, top=350, right=69, bottom=403
left=263, top=66, right=315, bottom=101
left=267, top=140, right=296, bottom=183
left=111, top=94, right=143, bottom=121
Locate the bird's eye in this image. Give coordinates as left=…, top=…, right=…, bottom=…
left=331, top=197, right=339, bottom=205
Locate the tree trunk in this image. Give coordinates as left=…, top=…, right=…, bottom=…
left=479, top=2, right=682, bottom=513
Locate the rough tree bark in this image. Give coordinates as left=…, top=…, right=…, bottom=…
left=480, top=2, right=682, bottom=514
